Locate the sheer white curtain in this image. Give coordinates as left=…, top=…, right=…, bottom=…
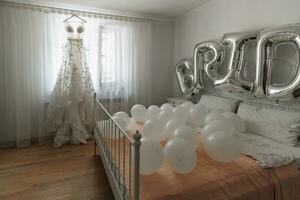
left=0, top=7, right=63, bottom=147
left=0, top=4, right=152, bottom=148
left=94, top=21, right=152, bottom=114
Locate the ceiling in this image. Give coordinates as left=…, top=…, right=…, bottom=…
left=38, top=0, right=210, bottom=19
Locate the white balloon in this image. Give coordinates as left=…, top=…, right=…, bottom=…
left=209, top=108, right=226, bottom=114
left=140, top=138, right=164, bottom=175
left=202, top=131, right=242, bottom=163
left=164, top=138, right=197, bottom=174
left=196, top=103, right=210, bottom=122
left=112, top=117, right=127, bottom=131
left=113, top=112, right=130, bottom=127
left=163, top=118, right=184, bottom=140
left=148, top=105, right=161, bottom=119
left=174, top=126, right=199, bottom=150
left=188, top=104, right=209, bottom=127
left=204, top=113, right=226, bottom=125
left=222, top=112, right=246, bottom=132
left=112, top=117, right=126, bottom=138
left=181, top=101, right=194, bottom=110
left=195, top=127, right=203, bottom=134
left=173, top=106, right=189, bottom=122
left=131, top=104, right=149, bottom=123
left=202, top=119, right=235, bottom=137
left=161, top=103, right=173, bottom=112
left=143, top=119, right=164, bottom=141
left=158, top=110, right=175, bottom=125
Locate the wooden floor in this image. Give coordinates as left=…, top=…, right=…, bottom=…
left=0, top=142, right=114, bottom=200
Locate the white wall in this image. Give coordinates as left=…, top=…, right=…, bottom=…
left=151, top=21, right=175, bottom=105
left=173, top=0, right=300, bottom=96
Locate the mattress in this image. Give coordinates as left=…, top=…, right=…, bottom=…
left=96, top=120, right=300, bottom=200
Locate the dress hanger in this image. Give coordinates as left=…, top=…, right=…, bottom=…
left=63, top=13, right=87, bottom=23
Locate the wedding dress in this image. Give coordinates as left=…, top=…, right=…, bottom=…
left=46, top=21, right=95, bottom=148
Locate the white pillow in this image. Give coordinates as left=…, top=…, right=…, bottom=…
left=237, top=103, right=300, bottom=146
left=199, top=95, right=238, bottom=112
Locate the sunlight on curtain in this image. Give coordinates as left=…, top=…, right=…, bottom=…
left=82, top=18, right=152, bottom=114
left=0, top=8, right=64, bottom=147
left=0, top=5, right=152, bottom=147
left=95, top=21, right=152, bottom=114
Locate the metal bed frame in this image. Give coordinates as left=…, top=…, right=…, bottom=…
left=93, top=93, right=141, bottom=200
left=92, top=92, right=300, bottom=200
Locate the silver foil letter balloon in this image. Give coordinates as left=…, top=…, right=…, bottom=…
left=175, top=58, right=196, bottom=97
left=254, top=24, right=300, bottom=99
left=222, top=30, right=260, bottom=92
left=193, top=40, right=225, bottom=87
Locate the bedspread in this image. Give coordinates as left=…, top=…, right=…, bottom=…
left=97, top=120, right=300, bottom=200
left=139, top=143, right=300, bottom=200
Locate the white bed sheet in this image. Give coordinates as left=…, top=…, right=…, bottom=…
left=238, top=131, right=300, bottom=168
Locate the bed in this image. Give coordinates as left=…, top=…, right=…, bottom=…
left=93, top=96, right=300, bottom=200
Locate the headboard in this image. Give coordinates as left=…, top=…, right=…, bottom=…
left=204, top=90, right=300, bottom=113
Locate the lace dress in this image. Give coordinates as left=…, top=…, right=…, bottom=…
left=46, top=22, right=95, bottom=148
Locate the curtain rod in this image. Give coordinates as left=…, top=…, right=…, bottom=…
left=0, top=1, right=152, bottom=23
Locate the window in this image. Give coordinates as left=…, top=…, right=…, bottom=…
left=98, top=25, right=127, bottom=99
left=100, top=26, right=117, bottom=85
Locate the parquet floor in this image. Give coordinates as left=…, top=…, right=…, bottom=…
left=0, top=142, right=114, bottom=200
